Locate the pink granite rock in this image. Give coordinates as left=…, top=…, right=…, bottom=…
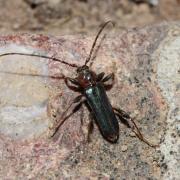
left=0, top=22, right=179, bottom=179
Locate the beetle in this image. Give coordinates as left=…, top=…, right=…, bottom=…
left=0, top=21, right=158, bottom=147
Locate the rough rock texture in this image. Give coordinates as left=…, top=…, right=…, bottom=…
left=0, top=22, right=179, bottom=179
left=1, top=0, right=180, bottom=35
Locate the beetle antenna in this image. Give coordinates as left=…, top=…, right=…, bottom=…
left=0, top=52, right=78, bottom=68
left=84, top=21, right=114, bottom=66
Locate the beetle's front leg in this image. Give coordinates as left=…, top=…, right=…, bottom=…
left=102, top=73, right=114, bottom=83
left=65, top=77, right=82, bottom=92
left=101, top=73, right=115, bottom=90
left=96, top=72, right=105, bottom=82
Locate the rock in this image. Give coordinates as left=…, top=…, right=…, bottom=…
left=0, top=44, right=49, bottom=140
left=0, top=22, right=179, bottom=179
left=121, top=145, right=128, bottom=152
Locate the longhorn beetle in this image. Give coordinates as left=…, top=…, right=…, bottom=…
left=0, top=21, right=158, bottom=147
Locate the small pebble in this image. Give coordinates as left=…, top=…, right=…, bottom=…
left=129, top=132, right=136, bottom=137
left=121, top=145, right=128, bottom=152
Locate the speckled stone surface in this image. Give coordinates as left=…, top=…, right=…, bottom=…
left=0, top=22, right=179, bottom=179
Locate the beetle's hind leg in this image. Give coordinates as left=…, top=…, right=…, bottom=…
left=114, top=107, right=159, bottom=148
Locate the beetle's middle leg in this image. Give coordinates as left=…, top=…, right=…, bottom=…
left=50, top=94, right=84, bottom=137
left=114, top=107, right=159, bottom=148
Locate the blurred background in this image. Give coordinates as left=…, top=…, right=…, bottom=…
left=0, top=0, right=180, bottom=35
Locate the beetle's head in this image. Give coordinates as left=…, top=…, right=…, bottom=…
left=76, top=65, right=96, bottom=88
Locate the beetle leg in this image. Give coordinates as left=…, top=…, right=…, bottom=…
left=102, top=73, right=115, bottom=90
left=128, top=118, right=159, bottom=148
left=65, top=77, right=82, bottom=92
left=67, top=77, right=79, bottom=86
left=114, top=107, right=159, bottom=148
left=96, top=72, right=105, bottom=82
left=50, top=94, right=84, bottom=138
left=102, top=73, right=114, bottom=83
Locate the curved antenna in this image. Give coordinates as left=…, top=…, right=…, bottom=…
left=0, top=52, right=78, bottom=68
left=84, top=21, right=114, bottom=66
